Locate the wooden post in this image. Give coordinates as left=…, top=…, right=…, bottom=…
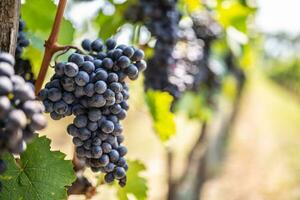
left=0, top=0, right=20, bottom=55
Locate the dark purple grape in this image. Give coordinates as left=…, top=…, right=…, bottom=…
left=64, top=62, right=79, bottom=77
left=75, top=71, right=90, bottom=86
left=81, top=39, right=92, bottom=51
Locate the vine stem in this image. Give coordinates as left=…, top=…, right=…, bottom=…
left=34, top=0, right=68, bottom=95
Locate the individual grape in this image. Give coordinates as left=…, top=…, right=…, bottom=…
left=117, top=110, right=127, bottom=120
left=110, top=82, right=123, bottom=93
left=102, top=142, right=112, bottom=153
left=67, top=124, right=79, bottom=137
left=64, top=62, right=79, bottom=77
left=47, top=88, right=62, bottom=102
left=43, top=100, right=54, bottom=113
left=104, top=163, right=115, bottom=172
left=74, top=115, right=88, bottom=128
left=99, top=154, right=110, bottom=166
left=81, top=39, right=92, bottom=51
left=78, top=128, right=92, bottom=140
left=110, top=104, right=122, bottom=115
left=132, top=49, right=144, bottom=62
left=62, top=92, right=75, bottom=104
left=91, top=146, right=103, bottom=158
left=53, top=100, right=68, bottom=115
left=87, top=94, right=106, bottom=108
left=117, top=135, right=125, bottom=144
left=81, top=61, right=95, bottom=74
left=55, top=62, right=65, bottom=76
left=91, top=39, right=104, bottom=52
left=84, top=83, right=95, bottom=97
left=94, top=81, right=107, bottom=94
left=94, top=69, right=108, bottom=81
left=117, top=56, right=130, bottom=69
left=87, top=121, right=98, bottom=131
left=73, top=137, right=84, bottom=147
left=0, top=62, right=15, bottom=77
left=30, top=113, right=47, bottom=130
left=125, top=64, right=139, bottom=78
left=136, top=60, right=147, bottom=72
left=88, top=109, right=102, bottom=122
left=102, top=58, right=114, bottom=70
left=103, top=89, right=115, bottom=101
left=114, top=167, right=126, bottom=179
left=101, top=120, right=114, bottom=134
left=120, top=101, right=129, bottom=110
left=69, top=53, right=85, bottom=66
left=107, top=73, right=119, bottom=83
left=0, top=76, right=13, bottom=95
left=0, top=96, right=11, bottom=118
left=6, top=109, right=27, bottom=129
left=104, top=173, right=115, bottom=183
left=112, top=49, right=123, bottom=61
left=106, top=38, right=117, bottom=50
left=75, top=71, right=90, bottom=86
left=117, top=157, right=126, bottom=167
left=108, top=150, right=119, bottom=163
left=117, top=146, right=128, bottom=157
left=122, top=47, right=134, bottom=58
left=61, top=76, right=76, bottom=92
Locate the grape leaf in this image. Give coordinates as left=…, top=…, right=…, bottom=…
left=93, top=2, right=129, bottom=40
left=23, top=46, right=44, bottom=79
left=145, top=90, right=176, bottom=142
left=21, top=0, right=75, bottom=45
left=117, top=160, right=148, bottom=200
left=0, top=136, right=76, bottom=200
left=216, top=1, right=256, bottom=33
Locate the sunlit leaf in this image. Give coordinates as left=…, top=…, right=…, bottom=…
left=23, top=46, right=44, bottom=79
left=117, top=160, right=148, bottom=200
left=216, top=1, right=256, bottom=33
left=22, top=0, right=75, bottom=44
left=145, top=90, right=176, bottom=142
left=184, top=0, right=203, bottom=13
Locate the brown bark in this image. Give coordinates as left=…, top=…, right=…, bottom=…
left=0, top=0, right=20, bottom=55
left=172, top=123, right=208, bottom=200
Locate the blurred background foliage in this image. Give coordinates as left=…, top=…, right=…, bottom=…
left=18, top=0, right=300, bottom=199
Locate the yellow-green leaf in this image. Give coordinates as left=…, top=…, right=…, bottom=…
left=145, top=90, right=176, bottom=142
left=117, top=160, right=148, bottom=200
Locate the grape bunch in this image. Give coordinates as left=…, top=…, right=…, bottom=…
left=170, top=12, right=222, bottom=93
left=126, top=0, right=182, bottom=98
left=38, top=38, right=146, bottom=186
left=14, top=19, right=35, bottom=84
left=0, top=52, right=47, bottom=188
left=15, top=19, right=30, bottom=58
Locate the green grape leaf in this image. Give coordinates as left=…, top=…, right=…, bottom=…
left=93, top=2, right=130, bottom=40
left=145, top=90, right=176, bottom=142
left=117, top=160, right=148, bottom=200
left=216, top=1, right=256, bottom=33
left=22, top=0, right=74, bottom=45
left=183, top=0, right=203, bottom=13
left=23, top=46, right=44, bottom=79
left=0, top=136, right=76, bottom=200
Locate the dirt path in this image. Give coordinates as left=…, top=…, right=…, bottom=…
left=202, top=73, right=300, bottom=200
